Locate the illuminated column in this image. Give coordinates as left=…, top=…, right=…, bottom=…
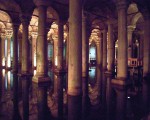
left=33, top=1, right=51, bottom=119
left=112, top=1, right=127, bottom=120
left=5, top=29, right=13, bottom=69
left=20, top=15, right=30, bottom=74
left=12, top=23, right=19, bottom=72
left=56, top=19, right=64, bottom=71
left=53, top=35, right=58, bottom=69
left=1, top=32, right=5, bottom=67
left=143, top=13, right=150, bottom=78
left=127, top=25, right=135, bottom=58
left=113, top=0, right=128, bottom=85
left=66, top=35, right=69, bottom=69
left=18, top=35, right=22, bottom=72
left=82, top=11, right=90, bottom=119
left=102, top=29, right=107, bottom=71
left=31, top=32, right=37, bottom=71
left=106, top=20, right=115, bottom=74
left=68, top=0, right=82, bottom=119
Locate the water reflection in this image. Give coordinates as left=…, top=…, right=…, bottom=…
left=89, top=67, right=96, bottom=87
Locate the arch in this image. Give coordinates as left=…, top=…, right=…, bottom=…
left=131, top=13, right=143, bottom=26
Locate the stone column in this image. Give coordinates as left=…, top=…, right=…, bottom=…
left=20, top=15, right=31, bottom=120
left=12, top=23, right=20, bottom=120
left=112, top=0, right=128, bottom=85
left=31, top=32, right=37, bottom=71
left=18, top=35, right=22, bottom=73
left=68, top=0, right=82, bottom=119
left=52, top=35, right=58, bottom=69
left=54, top=18, right=66, bottom=119
left=33, top=1, right=51, bottom=119
left=1, top=32, right=5, bottom=68
left=102, top=29, right=107, bottom=71
left=106, top=20, right=115, bottom=75
left=5, top=29, right=13, bottom=69
left=127, top=25, right=135, bottom=58
left=82, top=11, right=90, bottom=120
left=143, top=13, right=150, bottom=78
left=56, top=19, right=64, bottom=71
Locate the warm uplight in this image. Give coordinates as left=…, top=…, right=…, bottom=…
left=34, top=70, right=36, bottom=76
left=55, top=56, right=58, bottom=66
left=2, top=58, right=5, bottom=66
left=2, top=69, right=5, bottom=77
left=34, top=53, right=36, bottom=67
left=7, top=54, right=11, bottom=67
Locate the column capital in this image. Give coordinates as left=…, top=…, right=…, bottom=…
left=127, top=25, right=135, bottom=32
left=31, top=31, right=38, bottom=39
left=5, top=28, right=13, bottom=38
left=0, top=31, right=5, bottom=38
left=116, top=0, right=127, bottom=10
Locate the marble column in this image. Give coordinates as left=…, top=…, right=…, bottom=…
left=106, top=20, right=115, bottom=74
left=1, top=32, right=5, bottom=68
left=20, top=15, right=31, bottom=120
left=31, top=32, right=37, bottom=71
left=53, top=35, right=58, bottom=69
left=32, top=2, right=51, bottom=120
left=54, top=19, right=66, bottom=120
left=56, top=19, right=64, bottom=71
left=68, top=0, right=82, bottom=120
left=143, top=13, right=150, bottom=79
left=18, top=35, right=22, bottom=73
left=102, top=29, right=107, bottom=71
left=82, top=11, right=90, bottom=120
left=5, top=29, right=12, bottom=69
left=112, top=0, right=128, bottom=85
left=127, top=25, right=135, bottom=58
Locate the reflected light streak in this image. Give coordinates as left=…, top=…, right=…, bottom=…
left=8, top=71, right=11, bottom=87
left=2, top=69, right=5, bottom=77
left=55, top=56, right=58, bottom=66
left=2, top=58, right=5, bottom=66
left=34, top=70, right=36, bottom=76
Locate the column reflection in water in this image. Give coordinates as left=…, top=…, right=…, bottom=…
left=1, top=69, right=6, bottom=98
left=114, top=86, right=127, bottom=120
left=106, top=76, right=116, bottom=120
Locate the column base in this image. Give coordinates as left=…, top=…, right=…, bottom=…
left=54, top=69, right=66, bottom=75
left=6, top=67, right=12, bottom=70
left=105, top=71, right=115, bottom=77
left=32, top=76, right=51, bottom=86
left=112, top=78, right=128, bottom=86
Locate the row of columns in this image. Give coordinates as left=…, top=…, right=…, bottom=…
left=1, top=0, right=150, bottom=120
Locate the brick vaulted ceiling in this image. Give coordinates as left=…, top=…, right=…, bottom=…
left=0, top=0, right=149, bottom=35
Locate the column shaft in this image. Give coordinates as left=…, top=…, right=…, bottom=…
left=36, top=6, right=47, bottom=76
left=12, top=24, right=19, bottom=72
left=1, top=33, right=5, bottom=67
left=143, top=17, right=150, bottom=77
left=68, top=0, right=82, bottom=120
left=117, top=0, right=127, bottom=80
left=21, top=18, right=30, bottom=73
left=103, top=29, right=107, bottom=71
left=57, top=20, right=64, bottom=70
left=107, top=22, right=115, bottom=73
